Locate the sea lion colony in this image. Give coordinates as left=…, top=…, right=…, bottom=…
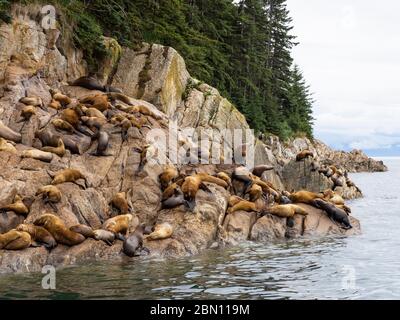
left=0, top=79, right=357, bottom=256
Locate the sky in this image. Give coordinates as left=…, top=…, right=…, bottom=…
left=286, top=0, right=400, bottom=156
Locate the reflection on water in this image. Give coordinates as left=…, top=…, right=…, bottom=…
left=0, top=158, right=399, bottom=300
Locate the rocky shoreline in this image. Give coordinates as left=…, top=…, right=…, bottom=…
left=0, top=7, right=378, bottom=274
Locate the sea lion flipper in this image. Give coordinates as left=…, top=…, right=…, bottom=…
left=115, top=233, right=126, bottom=241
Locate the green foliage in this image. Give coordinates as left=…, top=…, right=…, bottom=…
left=1, top=0, right=314, bottom=139
left=0, top=0, right=11, bottom=23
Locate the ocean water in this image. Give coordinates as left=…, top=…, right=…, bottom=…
left=0, top=158, right=399, bottom=300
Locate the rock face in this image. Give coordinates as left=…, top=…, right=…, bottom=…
left=0, top=7, right=363, bottom=274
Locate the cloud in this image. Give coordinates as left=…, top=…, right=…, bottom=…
left=287, top=0, right=400, bottom=155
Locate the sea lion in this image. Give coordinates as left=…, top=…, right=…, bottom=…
left=19, top=105, right=36, bottom=121
left=181, top=175, right=213, bottom=211
left=126, top=104, right=160, bottom=119
left=228, top=200, right=258, bottom=214
left=62, top=136, right=82, bottom=155
left=52, top=119, right=75, bottom=133
left=161, top=193, right=187, bottom=209
left=53, top=92, right=72, bottom=106
left=311, top=199, right=352, bottom=229
left=196, top=173, right=228, bottom=188
left=93, top=229, right=115, bottom=245
left=16, top=224, right=57, bottom=249
left=323, top=190, right=345, bottom=205
left=19, top=96, right=43, bottom=107
left=106, top=93, right=133, bottom=106
left=0, top=138, right=17, bottom=153
left=35, top=128, right=61, bottom=148
left=0, top=195, right=32, bottom=216
left=110, top=192, right=131, bottom=215
left=159, top=166, right=179, bottom=190
left=261, top=204, right=308, bottom=218
left=69, top=224, right=95, bottom=238
left=228, top=195, right=244, bottom=207
left=84, top=107, right=107, bottom=119
left=232, top=166, right=253, bottom=196
left=80, top=94, right=110, bottom=112
left=289, top=190, right=324, bottom=204
left=50, top=168, right=88, bottom=189
left=61, top=108, right=80, bottom=127
left=35, top=185, right=61, bottom=210
left=117, top=118, right=132, bottom=141
left=110, top=114, right=126, bottom=124
left=48, top=99, right=62, bottom=110
left=216, top=172, right=232, bottom=186
left=22, top=149, right=54, bottom=163
left=102, top=214, right=134, bottom=236
left=252, top=165, right=274, bottom=177
left=69, top=76, right=122, bottom=93
left=246, top=183, right=263, bottom=202
left=146, top=222, right=173, bottom=241
left=90, top=130, right=111, bottom=156
left=0, top=120, right=22, bottom=143
left=34, top=214, right=85, bottom=246
left=122, top=223, right=146, bottom=257
left=296, top=150, right=314, bottom=161
left=81, top=116, right=107, bottom=129
left=41, top=138, right=65, bottom=157
left=162, top=183, right=182, bottom=201
left=0, top=230, right=31, bottom=250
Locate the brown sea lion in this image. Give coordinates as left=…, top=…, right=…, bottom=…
left=110, top=192, right=131, bottom=215
left=196, top=173, right=228, bottom=188
left=0, top=120, right=22, bottom=143
left=16, top=224, right=57, bottom=249
left=228, top=200, right=258, bottom=214
left=61, top=108, right=80, bottom=127
left=34, top=214, right=85, bottom=246
left=19, top=96, right=43, bottom=107
left=0, top=138, right=17, bottom=153
left=159, top=166, right=179, bottom=190
left=19, top=105, right=36, bottom=122
left=122, top=223, right=147, bottom=257
left=52, top=119, right=75, bottom=133
left=181, top=175, right=209, bottom=211
left=0, top=230, right=31, bottom=250
left=162, top=183, right=181, bottom=201
left=50, top=168, right=88, bottom=188
left=80, top=94, right=110, bottom=112
left=69, top=224, right=95, bottom=238
left=146, top=223, right=173, bottom=241
left=246, top=183, right=263, bottom=202
left=289, top=190, right=324, bottom=204
left=53, top=92, right=72, bottom=106
left=102, top=214, right=134, bottom=236
left=296, top=150, right=314, bottom=161
left=35, top=185, right=61, bottom=211
left=48, top=99, right=62, bottom=110
left=216, top=172, right=232, bottom=186
left=41, top=138, right=66, bottom=157
left=261, top=204, right=308, bottom=218
left=0, top=195, right=32, bottom=216
left=83, top=107, right=107, bottom=119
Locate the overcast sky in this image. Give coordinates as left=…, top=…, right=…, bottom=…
left=286, top=0, right=400, bottom=156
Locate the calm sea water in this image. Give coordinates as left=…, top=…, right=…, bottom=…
left=0, top=158, right=399, bottom=300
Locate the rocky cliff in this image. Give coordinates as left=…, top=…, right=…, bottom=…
left=0, top=6, right=365, bottom=273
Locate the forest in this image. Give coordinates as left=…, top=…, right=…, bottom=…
left=1, top=0, right=314, bottom=140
